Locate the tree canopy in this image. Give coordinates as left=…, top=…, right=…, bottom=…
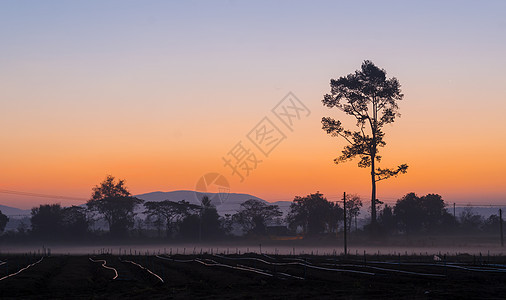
left=345, top=194, right=362, bottom=232
left=393, top=193, right=452, bottom=234
left=0, top=210, right=8, bottom=233
left=198, top=196, right=224, bottom=240
left=233, top=199, right=282, bottom=236
left=144, top=199, right=200, bottom=238
left=30, top=204, right=88, bottom=239
left=87, top=175, right=143, bottom=238
left=31, top=204, right=63, bottom=237
left=287, top=192, right=343, bottom=236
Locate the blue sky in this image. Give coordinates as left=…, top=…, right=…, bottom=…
left=1, top=1, right=505, bottom=208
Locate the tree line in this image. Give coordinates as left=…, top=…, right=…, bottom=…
left=0, top=176, right=501, bottom=241
left=377, top=193, right=503, bottom=235
left=0, top=176, right=285, bottom=241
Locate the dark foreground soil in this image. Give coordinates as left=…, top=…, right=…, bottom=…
left=1, top=253, right=505, bottom=299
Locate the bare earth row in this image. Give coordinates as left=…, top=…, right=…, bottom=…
left=1, top=253, right=506, bottom=299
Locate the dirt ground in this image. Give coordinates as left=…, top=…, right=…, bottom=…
left=1, top=253, right=505, bottom=299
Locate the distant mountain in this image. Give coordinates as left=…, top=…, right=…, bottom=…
left=0, top=204, right=31, bottom=232
left=1, top=192, right=502, bottom=221
left=0, top=204, right=31, bottom=218
left=135, top=190, right=291, bottom=217
left=2, top=192, right=502, bottom=233
left=0, top=190, right=292, bottom=220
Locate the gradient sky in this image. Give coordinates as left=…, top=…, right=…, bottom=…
left=1, top=0, right=505, bottom=209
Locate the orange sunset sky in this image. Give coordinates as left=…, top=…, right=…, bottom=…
left=1, top=1, right=505, bottom=209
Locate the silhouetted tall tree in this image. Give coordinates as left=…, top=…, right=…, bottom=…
left=322, top=60, right=408, bottom=227
left=87, top=175, right=143, bottom=238
left=0, top=210, right=8, bottom=234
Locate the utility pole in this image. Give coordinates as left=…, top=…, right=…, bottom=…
left=199, top=204, right=203, bottom=242
left=500, top=208, right=504, bottom=247
left=343, top=192, right=347, bottom=256
left=453, top=203, right=456, bottom=218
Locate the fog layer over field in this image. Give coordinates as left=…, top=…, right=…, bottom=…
left=2, top=239, right=505, bottom=256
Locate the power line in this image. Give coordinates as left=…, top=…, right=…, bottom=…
left=1, top=188, right=504, bottom=208
left=452, top=204, right=506, bottom=207
left=0, top=189, right=87, bottom=202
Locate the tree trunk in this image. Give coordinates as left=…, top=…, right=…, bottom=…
left=166, top=220, right=172, bottom=239
left=371, top=155, right=377, bottom=227
left=371, top=103, right=377, bottom=230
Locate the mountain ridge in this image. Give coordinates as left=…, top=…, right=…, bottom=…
left=2, top=191, right=502, bottom=219
left=134, top=190, right=291, bottom=216
left=0, top=190, right=293, bottom=218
